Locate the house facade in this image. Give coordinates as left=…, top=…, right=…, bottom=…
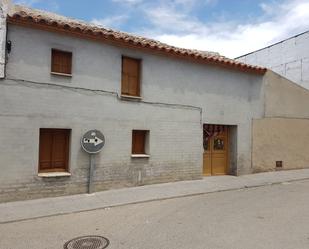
left=236, top=31, right=309, bottom=90
left=0, top=3, right=309, bottom=203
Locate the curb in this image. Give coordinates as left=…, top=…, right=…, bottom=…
left=1, top=177, right=309, bottom=224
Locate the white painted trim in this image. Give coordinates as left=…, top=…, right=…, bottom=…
left=131, top=154, right=150, bottom=158
left=121, top=94, right=142, bottom=100
left=51, top=72, right=72, bottom=77
left=38, top=172, right=71, bottom=178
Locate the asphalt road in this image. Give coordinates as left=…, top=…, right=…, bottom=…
left=1, top=180, right=309, bottom=249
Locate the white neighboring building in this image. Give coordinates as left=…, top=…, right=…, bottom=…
left=236, top=31, right=309, bottom=89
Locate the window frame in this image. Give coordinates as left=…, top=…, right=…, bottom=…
left=121, top=56, right=142, bottom=98
left=131, top=130, right=149, bottom=157
left=51, top=49, right=73, bottom=77
left=38, top=128, right=71, bottom=173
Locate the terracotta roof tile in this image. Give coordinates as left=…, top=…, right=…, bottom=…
left=7, top=5, right=266, bottom=74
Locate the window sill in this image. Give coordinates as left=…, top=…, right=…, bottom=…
left=38, top=172, right=71, bottom=178
left=121, top=94, right=142, bottom=100
left=51, top=72, right=72, bottom=77
left=131, top=154, right=150, bottom=158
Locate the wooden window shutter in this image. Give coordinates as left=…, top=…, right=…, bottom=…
left=39, top=130, right=53, bottom=171
left=51, top=49, right=72, bottom=75
left=52, top=130, right=69, bottom=170
left=122, top=57, right=141, bottom=97
left=132, top=130, right=146, bottom=154
left=39, top=129, right=70, bottom=172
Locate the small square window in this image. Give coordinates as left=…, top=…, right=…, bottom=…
left=51, top=49, right=72, bottom=75
left=122, top=56, right=141, bottom=97
left=132, top=130, right=149, bottom=156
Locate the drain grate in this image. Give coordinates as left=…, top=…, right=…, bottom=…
left=64, top=235, right=109, bottom=249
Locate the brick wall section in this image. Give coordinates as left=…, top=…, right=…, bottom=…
left=0, top=82, right=202, bottom=202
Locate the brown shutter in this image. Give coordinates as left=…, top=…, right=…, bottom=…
left=39, top=129, right=70, bottom=172
left=39, top=130, right=53, bottom=170
left=132, top=130, right=146, bottom=154
left=122, top=58, right=130, bottom=95
left=122, top=57, right=140, bottom=96
left=52, top=130, right=69, bottom=171
left=51, top=49, right=72, bottom=75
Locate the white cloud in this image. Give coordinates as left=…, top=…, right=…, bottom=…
left=144, top=6, right=201, bottom=33
left=259, top=2, right=276, bottom=16
left=92, top=15, right=129, bottom=29
left=14, top=0, right=59, bottom=11
left=15, top=0, right=41, bottom=5
left=139, top=0, right=309, bottom=58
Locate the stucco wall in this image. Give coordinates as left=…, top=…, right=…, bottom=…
left=0, top=1, right=14, bottom=78
left=6, top=24, right=265, bottom=172
left=0, top=80, right=202, bottom=202
left=252, top=118, right=309, bottom=172
left=0, top=24, right=265, bottom=202
left=237, top=31, right=309, bottom=90
left=264, top=70, right=309, bottom=118
left=0, top=0, right=9, bottom=78
left=252, top=71, right=309, bottom=172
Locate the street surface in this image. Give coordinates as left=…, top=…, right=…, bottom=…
left=1, top=180, right=309, bottom=249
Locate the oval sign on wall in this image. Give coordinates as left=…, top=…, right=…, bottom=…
left=81, top=130, right=105, bottom=154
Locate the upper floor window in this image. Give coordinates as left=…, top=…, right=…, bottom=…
left=51, top=49, right=72, bottom=76
left=121, top=56, right=141, bottom=97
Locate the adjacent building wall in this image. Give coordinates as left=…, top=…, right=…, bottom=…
left=263, top=70, right=309, bottom=118
left=252, top=118, right=309, bottom=172
left=237, top=31, right=309, bottom=90
left=252, top=71, right=309, bottom=172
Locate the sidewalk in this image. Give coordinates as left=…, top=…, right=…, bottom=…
left=1, top=169, right=309, bottom=224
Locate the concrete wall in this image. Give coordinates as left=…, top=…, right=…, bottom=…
left=0, top=81, right=202, bottom=202
left=252, top=71, right=309, bottom=172
left=0, top=0, right=11, bottom=78
left=252, top=118, right=309, bottom=172
left=263, top=71, right=309, bottom=118
left=237, top=31, right=309, bottom=90
left=0, top=5, right=5, bottom=78
left=0, top=0, right=14, bottom=78
left=0, top=24, right=265, bottom=202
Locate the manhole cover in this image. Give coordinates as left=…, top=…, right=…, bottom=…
left=64, top=236, right=109, bottom=249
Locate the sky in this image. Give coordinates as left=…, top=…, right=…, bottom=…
left=13, top=0, right=309, bottom=58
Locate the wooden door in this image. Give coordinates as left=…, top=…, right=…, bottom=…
left=203, top=137, right=212, bottom=176
left=203, top=126, right=229, bottom=176
left=211, top=132, right=228, bottom=175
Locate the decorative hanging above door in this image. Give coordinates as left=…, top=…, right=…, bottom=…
left=203, top=124, right=226, bottom=150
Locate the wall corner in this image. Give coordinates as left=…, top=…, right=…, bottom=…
left=0, top=0, right=12, bottom=78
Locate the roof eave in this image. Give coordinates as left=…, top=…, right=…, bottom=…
left=7, top=15, right=267, bottom=75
